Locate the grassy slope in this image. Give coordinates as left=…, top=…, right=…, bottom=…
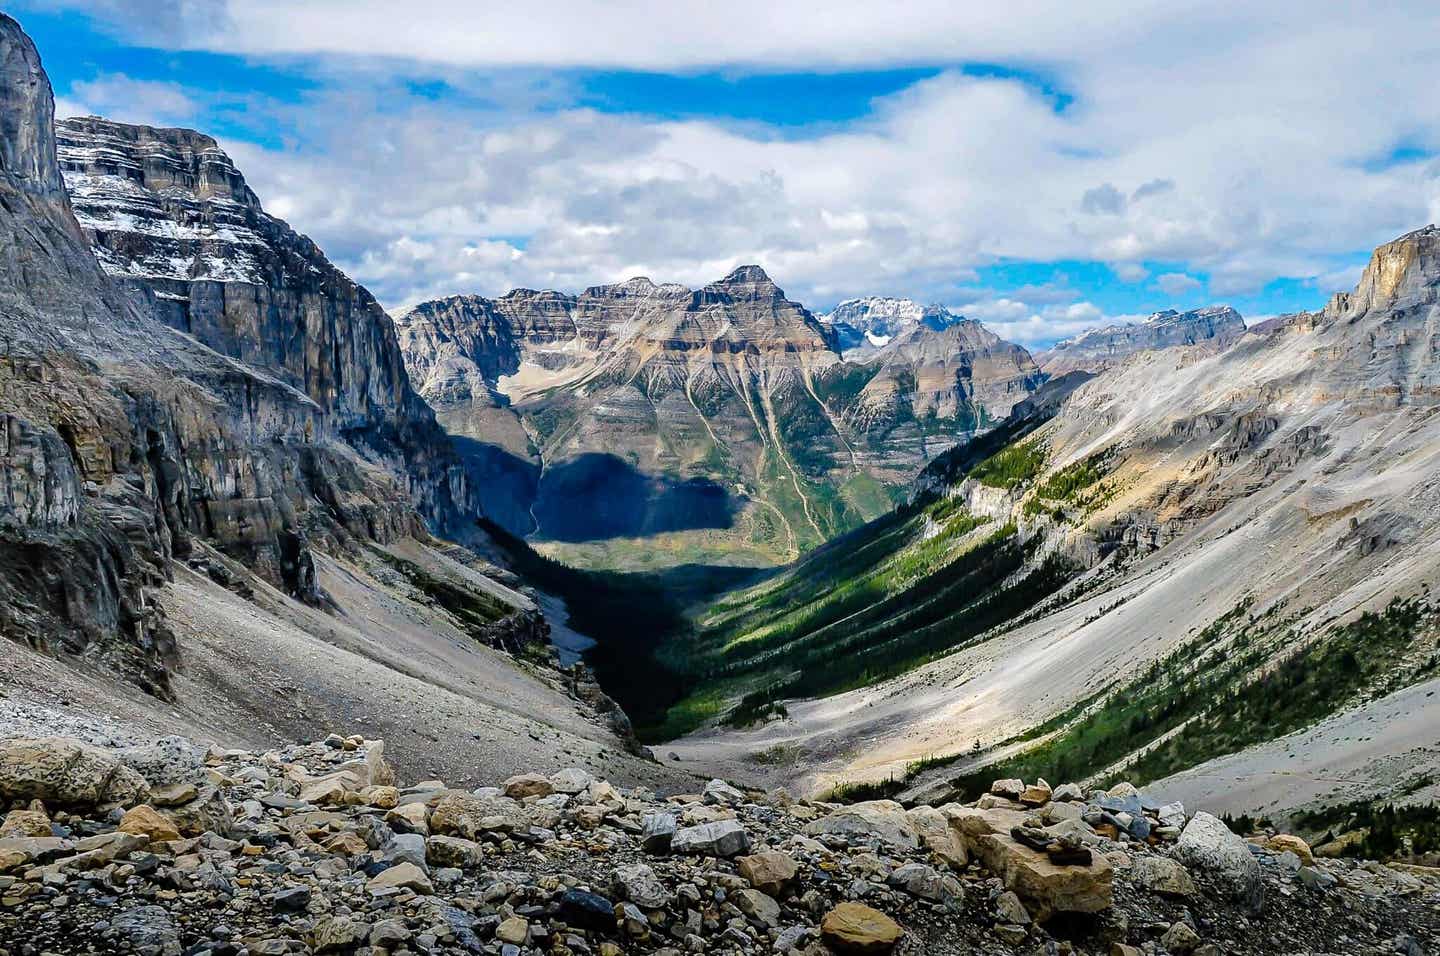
left=648, top=414, right=1083, bottom=739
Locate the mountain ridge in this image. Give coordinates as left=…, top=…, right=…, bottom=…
left=397, top=278, right=1042, bottom=567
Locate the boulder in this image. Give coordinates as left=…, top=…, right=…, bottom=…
left=735, top=887, right=781, bottom=926
left=737, top=850, right=799, bottom=897
left=990, top=779, right=1025, bottom=799
left=161, top=785, right=234, bottom=837
left=887, top=862, right=960, bottom=904
left=0, top=738, right=150, bottom=807
left=1019, top=779, right=1053, bottom=807
left=429, top=792, right=523, bottom=839
left=820, top=901, right=903, bottom=954
left=641, top=811, right=678, bottom=853
left=1175, top=812, right=1262, bottom=910
left=366, top=861, right=433, bottom=894
left=972, top=831, right=1113, bottom=917
left=549, top=768, right=593, bottom=794
left=0, top=808, right=51, bottom=838
left=118, top=805, right=181, bottom=843
left=702, top=778, right=746, bottom=806
left=612, top=862, right=672, bottom=909
left=112, top=737, right=204, bottom=788
left=502, top=773, right=553, bottom=799
left=906, top=805, right=967, bottom=868
left=805, top=800, right=919, bottom=850
left=425, top=835, right=482, bottom=868
left=1264, top=833, right=1315, bottom=866
left=1126, top=854, right=1196, bottom=897
left=672, top=819, right=751, bottom=857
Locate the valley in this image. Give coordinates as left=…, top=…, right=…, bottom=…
left=3, top=9, right=1440, bottom=954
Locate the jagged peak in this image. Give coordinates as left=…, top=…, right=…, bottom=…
left=717, top=264, right=774, bottom=285
left=1337, top=223, right=1440, bottom=316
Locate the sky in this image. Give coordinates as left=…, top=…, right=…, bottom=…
left=17, top=1, right=1440, bottom=347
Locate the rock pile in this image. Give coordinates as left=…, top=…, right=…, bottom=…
left=0, top=741, right=1436, bottom=955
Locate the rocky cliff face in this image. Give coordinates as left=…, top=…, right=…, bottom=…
left=0, top=14, right=669, bottom=787
left=54, top=116, right=474, bottom=542
left=0, top=15, right=466, bottom=693
left=1036, top=305, right=1246, bottom=375
left=398, top=284, right=1039, bottom=565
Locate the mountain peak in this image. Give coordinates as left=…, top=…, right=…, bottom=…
left=0, top=14, right=65, bottom=200
left=719, top=264, right=773, bottom=285
left=1336, top=223, right=1440, bottom=316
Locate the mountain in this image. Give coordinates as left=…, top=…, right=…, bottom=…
left=398, top=285, right=1042, bottom=567
left=821, top=295, right=961, bottom=355
left=654, top=230, right=1440, bottom=823
left=0, top=15, right=680, bottom=787
left=1036, top=305, right=1246, bottom=374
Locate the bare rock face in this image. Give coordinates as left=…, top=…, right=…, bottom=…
left=1036, top=306, right=1246, bottom=375
left=0, top=15, right=480, bottom=697
left=53, top=115, right=476, bottom=544
left=398, top=284, right=1039, bottom=561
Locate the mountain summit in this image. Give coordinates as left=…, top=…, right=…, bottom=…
left=397, top=279, right=1040, bottom=564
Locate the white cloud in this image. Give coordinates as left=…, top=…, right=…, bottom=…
left=60, top=75, right=201, bottom=127
left=1155, top=272, right=1202, bottom=296
left=40, top=1, right=1440, bottom=344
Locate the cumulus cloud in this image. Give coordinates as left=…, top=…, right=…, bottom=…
left=59, top=75, right=202, bottom=127
left=36, top=1, right=1440, bottom=344
left=1155, top=272, right=1202, bottom=296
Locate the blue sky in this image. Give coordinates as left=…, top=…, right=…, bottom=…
left=19, top=1, right=1440, bottom=346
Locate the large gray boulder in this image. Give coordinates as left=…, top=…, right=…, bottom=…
left=1174, top=812, right=1262, bottom=910
left=0, top=738, right=150, bottom=808
left=805, top=800, right=920, bottom=850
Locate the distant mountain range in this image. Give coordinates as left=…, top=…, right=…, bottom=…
left=397, top=283, right=1043, bottom=567
left=1036, top=305, right=1247, bottom=374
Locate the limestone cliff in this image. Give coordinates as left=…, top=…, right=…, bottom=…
left=0, top=15, right=452, bottom=692
left=54, top=116, right=476, bottom=542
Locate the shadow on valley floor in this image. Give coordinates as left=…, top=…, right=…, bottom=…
left=448, top=435, right=540, bottom=537
left=478, top=517, right=764, bottom=740
left=531, top=453, right=742, bottom=542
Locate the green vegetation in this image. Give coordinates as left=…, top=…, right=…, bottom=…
left=926, top=598, right=1438, bottom=801
left=1293, top=798, right=1440, bottom=861
left=968, top=440, right=1046, bottom=489
left=1022, top=450, right=1116, bottom=519
left=370, top=547, right=514, bottom=637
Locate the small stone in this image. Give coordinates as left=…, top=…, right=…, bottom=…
left=366, top=861, right=433, bottom=895
left=990, top=778, right=1025, bottom=798
left=702, top=778, right=746, bottom=806
left=994, top=890, right=1030, bottom=924
left=642, top=811, right=678, bottom=854
left=312, top=916, right=372, bottom=953
left=613, top=862, right=672, bottom=908
left=1126, top=855, right=1196, bottom=897
left=503, top=773, right=554, bottom=799
left=549, top=768, right=593, bottom=794
left=118, top=805, right=181, bottom=843
left=672, top=819, right=751, bottom=857
left=1161, top=920, right=1201, bottom=954
left=735, top=887, right=781, bottom=927
left=737, top=850, right=799, bottom=896
left=272, top=885, right=312, bottom=912
left=1019, top=779, right=1053, bottom=807
left=496, top=916, right=529, bottom=945
left=820, top=901, right=903, bottom=954
left=558, top=889, right=616, bottom=931
left=1264, top=833, right=1315, bottom=865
